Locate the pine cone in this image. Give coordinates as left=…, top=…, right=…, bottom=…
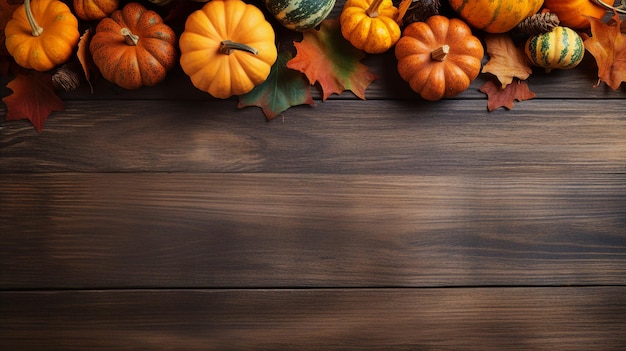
left=52, top=63, right=82, bottom=92
left=514, top=12, right=560, bottom=37
left=402, top=0, right=441, bottom=26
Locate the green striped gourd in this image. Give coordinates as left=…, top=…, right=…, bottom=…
left=524, top=26, right=585, bottom=73
left=447, top=0, right=544, bottom=33
left=264, top=0, right=336, bottom=31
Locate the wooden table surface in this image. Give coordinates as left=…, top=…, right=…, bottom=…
left=1, top=1, right=625, bottom=349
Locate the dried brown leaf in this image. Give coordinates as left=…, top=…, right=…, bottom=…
left=479, top=79, right=536, bottom=111
left=481, top=33, right=533, bottom=88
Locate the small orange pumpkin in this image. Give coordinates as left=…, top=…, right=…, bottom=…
left=543, top=0, right=606, bottom=29
left=4, top=0, right=79, bottom=71
left=73, top=0, right=120, bottom=21
left=339, top=0, right=401, bottom=54
left=179, top=0, right=278, bottom=99
left=395, top=15, right=484, bottom=101
left=448, top=0, right=544, bottom=33
left=89, top=2, right=177, bottom=90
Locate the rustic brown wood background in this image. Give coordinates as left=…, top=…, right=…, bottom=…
left=1, top=1, right=625, bottom=349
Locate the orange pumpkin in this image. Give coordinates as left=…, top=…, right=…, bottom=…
left=179, top=0, right=278, bottom=99
left=339, top=0, right=401, bottom=54
left=4, top=0, right=79, bottom=71
left=543, top=0, right=606, bottom=29
left=73, top=0, right=120, bottom=21
left=89, top=2, right=177, bottom=90
left=448, top=0, right=544, bottom=33
left=395, top=15, right=484, bottom=101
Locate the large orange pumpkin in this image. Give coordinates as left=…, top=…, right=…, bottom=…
left=89, top=2, right=177, bottom=90
left=395, top=15, right=484, bottom=101
left=448, top=0, right=544, bottom=33
left=543, top=0, right=606, bottom=29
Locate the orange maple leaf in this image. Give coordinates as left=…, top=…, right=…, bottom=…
left=584, top=12, right=626, bottom=90
left=287, top=18, right=377, bottom=101
left=479, top=79, right=536, bottom=111
left=481, top=33, right=532, bottom=88
left=77, top=28, right=95, bottom=93
left=3, top=70, right=65, bottom=132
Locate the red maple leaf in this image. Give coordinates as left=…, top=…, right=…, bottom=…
left=479, top=79, right=536, bottom=111
left=287, top=18, right=377, bottom=101
left=584, top=12, right=626, bottom=90
left=3, top=70, right=65, bottom=132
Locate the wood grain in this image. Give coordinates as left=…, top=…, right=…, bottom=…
left=1, top=172, right=624, bottom=289
left=1, top=287, right=625, bottom=350
left=1, top=99, right=624, bottom=173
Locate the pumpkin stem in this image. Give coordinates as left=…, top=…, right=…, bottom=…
left=366, top=0, right=385, bottom=17
left=431, top=45, right=450, bottom=62
left=219, top=40, right=258, bottom=55
left=24, top=0, right=44, bottom=37
left=121, top=28, right=139, bottom=46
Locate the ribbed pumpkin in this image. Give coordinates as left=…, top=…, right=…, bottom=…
left=179, top=0, right=278, bottom=99
left=89, top=2, right=177, bottom=90
left=448, top=0, right=544, bottom=33
left=339, top=0, right=401, bottom=54
left=395, top=15, right=484, bottom=101
left=542, top=0, right=606, bottom=29
left=73, top=0, right=120, bottom=21
left=265, top=0, right=336, bottom=31
left=4, top=0, right=79, bottom=71
left=524, top=26, right=584, bottom=73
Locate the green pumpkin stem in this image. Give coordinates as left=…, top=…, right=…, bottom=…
left=366, top=0, right=385, bottom=17
left=431, top=45, right=449, bottom=62
left=219, top=40, right=258, bottom=55
left=121, top=28, right=139, bottom=46
left=24, top=0, right=44, bottom=37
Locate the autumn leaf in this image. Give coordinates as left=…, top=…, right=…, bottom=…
left=287, top=18, right=377, bottom=101
left=77, top=28, right=95, bottom=92
left=479, top=79, right=536, bottom=111
left=481, top=33, right=532, bottom=88
left=584, top=12, right=626, bottom=90
left=396, top=0, right=412, bottom=26
left=238, top=51, right=315, bottom=120
left=2, top=70, right=65, bottom=132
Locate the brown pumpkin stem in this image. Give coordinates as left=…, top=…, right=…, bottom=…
left=219, top=40, right=258, bottom=55
left=121, top=28, right=139, bottom=46
left=24, top=0, right=43, bottom=37
left=366, top=0, right=386, bottom=17
left=431, top=45, right=449, bottom=62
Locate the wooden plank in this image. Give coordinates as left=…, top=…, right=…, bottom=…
left=1, top=99, right=625, bottom=173
left=1, top=287, right=625, bottom=350
left=1, top=172, right=624, bottom=289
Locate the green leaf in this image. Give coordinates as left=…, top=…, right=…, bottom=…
left=238, top=51, right=315, bottom=120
